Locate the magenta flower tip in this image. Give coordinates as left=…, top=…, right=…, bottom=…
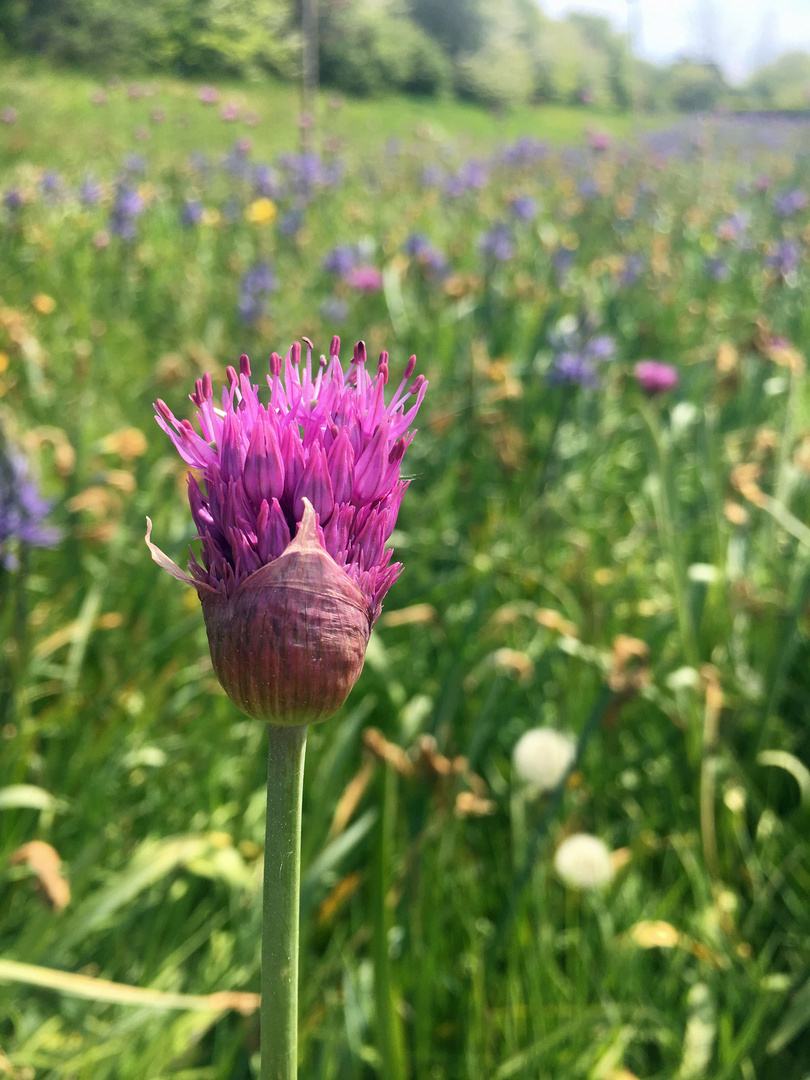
left=634, top=360, right=679, bottom=396
left=151, top=338, right=428, bottom=625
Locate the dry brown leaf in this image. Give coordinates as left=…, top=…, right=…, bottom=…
left=317, top=872, right=362, bottom=926
left=362, top=728, right=413, bottom=776
left=454, top=791, right=496, bottom=817
left=328, top=759, right=376, bottom=839
left=608, top=635, right=650, bottom=693
left=10, top=841, right=70, bottom=911
left=379, top=604, right=437, bottom=628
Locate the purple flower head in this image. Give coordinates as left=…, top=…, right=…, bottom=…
left=109, top=183, right=144, bottom=240
left=548, top=353, right=598, bottom=389
left=403, top=234, right=448, bottom=277
left=509, top=195, right=538, bottom=221
left=773, top=189, right=808, bottom=218
left=479, top=222, right=515, bottom=263
left=151, top=340, right=428, bottom=626
left=578, top=177, right=599, bottom=199
left=254, top=164, right=283, bottom=200
left=704, top=256, right=730, bottom=283
left=181, top=199, right=204, bottom=228
left=619, top=253, right=645, bottom=287
left=0, top=439, right=61, bottom=570
left=41, top=171, right=64, bottom=202
left=2, top=107, right=18, bottom=125
left=323, top=245, right=357, bottom=277
left=764, top=239, right=801, bottom=278
left=587, top=130, right=611, bottom=152
left=715, top=211, right=749, bottom=243
left=501, top=137, right=548, bottom=166
left=79, top=176, right=103, bottom=206
left=237, top=262, right=277, bottom=324
left=123, top=154, right=147, bottom=176
left=198, top=85, right=220, bottom=105
left=634, top=360, right=679, bottom=395
left=346, top=266, right=383, bottom=293
left=3, top=188, right=24, bottom=212
left=221, top=102, right=240, bottom=122
left=445, top=161, right=488, bottom=198
left=278, top=208, right=304, bottom=236
left=584, top=335, right=616, bottom=362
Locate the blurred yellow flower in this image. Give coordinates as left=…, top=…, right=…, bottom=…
left=246, top=198, right=277, bottom=226
left=629, top=920, right=680, bottom=949
left=0, top=352, right=8, bottom=373
left=32, top=294, right=56, bottom=314
left=202, top=208, right=221, bottom=227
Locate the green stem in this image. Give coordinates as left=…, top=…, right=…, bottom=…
left=262, top=723, right=308, bottom=1080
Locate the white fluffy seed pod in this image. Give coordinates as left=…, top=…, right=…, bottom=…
left=554, top=833, right=614, bottom=889
left=512, top=727, right=576, bottom=793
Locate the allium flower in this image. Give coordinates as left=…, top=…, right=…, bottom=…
left=634, top=360, right=679, bottom=395
left=513, top=728, right=576, bottom=793
left=147, top=339, right=427, bottom=725
left=0, top=439, right=61, bottom=570
left=554, top=833, right=614, bottom=889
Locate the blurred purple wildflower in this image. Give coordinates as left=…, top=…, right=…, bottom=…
left=0, top=439, right=61, bottom=570
left=765, top=239, right=801, bottom=278
left=79, top=177, right=103, bottom=206
left=153, top=339, right=428, bottom=623
left=254, top=164, right=283, bottom=200
left=323, top=245, right=357, bottom=277
left=508, top=195, right=538, bottom=221
left=237, top=262, right=278, bottom=324
left=346, top=267, right=383, bottom=293
left=3, top=188, right=23, bottom=212
left=773, top=189, right=808, bottom=217
left=278, top=208, right=304, bottom=237
left=198, top=85, right=219, bottom=105
left=1, top=107, right=18, bottom=125
left=181, top=199, right=204, bottom=227
left=704, top=256, right=731, bottom=282
left=501, top=137, right=548, bottom=166
left=479, top=222, right=515, bottom=263
left=618, top=254, right=645, bottom=286
left=109, top=183, right=144, bottom=240
left=548, top=353, right=598, bottom=388
left=635, top=360, right=679, bottom=395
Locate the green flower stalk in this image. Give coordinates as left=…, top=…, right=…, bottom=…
left=146, top=337, right=426, bottom=1078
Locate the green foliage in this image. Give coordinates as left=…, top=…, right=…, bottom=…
left=668, top=61, right=727, bottom=113
left=745, top=51, right=810, bottom=109
left=319, top=1, right=451, bottom=98
left=2, top=64, right=810, bottom=1080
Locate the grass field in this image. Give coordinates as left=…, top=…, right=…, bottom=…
left=1, top=64, right=810, bottom=1080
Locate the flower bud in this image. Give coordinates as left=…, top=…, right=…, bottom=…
left=201, top=502, right=371, bottom=725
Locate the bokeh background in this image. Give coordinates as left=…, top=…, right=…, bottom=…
left=2, top=1, right=810, bottom=1077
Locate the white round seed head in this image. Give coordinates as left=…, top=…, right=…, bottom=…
left=554, top=833, right=614, bottom=889
left=512, top=727, right=576, bottom=792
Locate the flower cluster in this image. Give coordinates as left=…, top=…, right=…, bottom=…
left=153, top=338, right=427, bottom=625
left=0, top=437, right=61, bottom=570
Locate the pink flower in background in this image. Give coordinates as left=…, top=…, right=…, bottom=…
left=221, top=102, right=241, bottom=122
left=1, top=107, right=18, bottom=125
left=346, top=267, right=383, bottom=293
left=197, top=85, right=219, bottom=105
left=587, top=130, right=611, bottom=152
left=634, top=360, right=679, bottom=396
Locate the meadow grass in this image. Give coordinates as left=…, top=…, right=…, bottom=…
left=1, top=66, right=809, bottom=1079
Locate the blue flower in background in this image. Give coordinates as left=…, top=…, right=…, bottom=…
left=479, top=222, right=514, bottom=263
left=322, top=244, right=357, bottom=277
left=109, top=184, right=144, bottom=240
left=237, top=261, right=278, bottom=324
left=278, top=208, right=304, bottom=237
left=319, top=296, right=348, bottom=323
left=548, top=352, right=598, bottom=388
left=773, top=189, right=808, bottom=217
left=79, top=177, right=102, bottom=206
left=704, top=256, right=731, bottom=282
left=254, top=164, right=284, bottom=200
left=508, top=195, right=538, bottom=222
left=0, top=438, right=61, bottom=570
left=180, top=199, right=204, bottom=227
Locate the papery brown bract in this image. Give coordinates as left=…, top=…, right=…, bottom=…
left=201, top=502, right=371, bottom=725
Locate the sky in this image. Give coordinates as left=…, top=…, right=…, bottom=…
left=539, top=0, right=810, bottom=82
